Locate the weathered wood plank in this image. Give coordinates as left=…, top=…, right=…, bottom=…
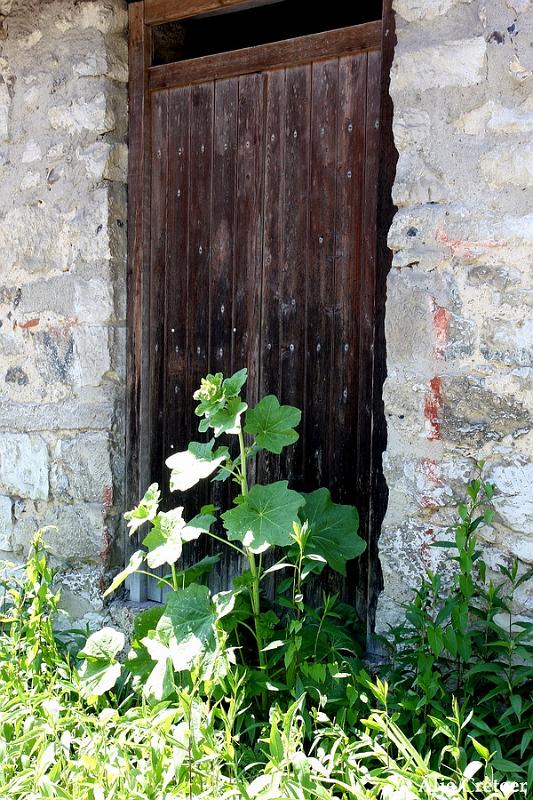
left=304, top=59, right=338, bottom=493
left=165, top=86, right=191, bottom=478
left=145, top=0, right=249, bottom=26
left=354, top=49, right=382, bottom=619
left=280, top=64, right=311, bottom=489
left=149, top=22, right=382, bottom=90
left=232, top=73, right=264, bottom=405
left=257, top=68, right=285, bottom=487
left=209, top=78, right=239, bottom=593
left=330, top=53, right=367, bottom=507
left=147, top=90, right=169, bottom=602
left=126, top=2, right=152, bottom=602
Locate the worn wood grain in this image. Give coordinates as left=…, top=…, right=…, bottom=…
left=145, top=0, right=249, bottom=26
left=126, top=3, right=152, bottom=602
left=149, top=22, right=382, bottom=90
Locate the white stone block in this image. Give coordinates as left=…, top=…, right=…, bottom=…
left=0, top=496, right=13, bottom=551
left=0, top=433, right=48, bottom=500
left=48, top=93, right=115, bottom=136
left=481, top=143, right=533, bottom=187
left=391, top=37, right=486, bottom=92
left=71, top=326, right=111, bottom=387
left=394, top=0, right=464, bottom=22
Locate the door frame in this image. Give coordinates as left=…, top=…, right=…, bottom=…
left=125, top=0, right=397, bottom=636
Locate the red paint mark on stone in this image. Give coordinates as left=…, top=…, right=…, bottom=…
left=422, top=457, right=440, bottom=484
left=420, top=527, right=436, bottom=568
left=103, top=485, right=113, bottom=510
left=424, top=377, right=442, bottom=441
left=19, top=318, right=40, bottom=329
left=435, top=226, right=504, bottom=260
left=432, top=302, right=450, bottom=360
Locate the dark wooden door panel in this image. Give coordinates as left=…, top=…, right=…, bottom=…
left=146, top=44, right=381, bottom=606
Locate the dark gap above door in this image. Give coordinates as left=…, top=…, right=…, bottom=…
left=152, top=0, right=383, bottom=65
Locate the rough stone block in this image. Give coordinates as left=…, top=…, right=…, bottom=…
left=393, top=152, right=447, bottom=206
left=51, top=433, right=113, bottom=503
left=0, top=495, right=13, bottom=551
left=456, top=99, right=533, bottom=136
left=480, top=142, right=533, bottom=187
left=481, top=318, right=532, bottom=367
left=19, top=276, right=114, bottom=323
left=71, top=326, right=111, bottom=387
left=490, top=459, right=533, bottom=536
left=394, top=0, right=464, bottom=22
left=0, top=400, right=114, bottom=432
left=48, top=92, right=115, bottom=135
left=441, top=376, right=531, bottom=446
left=0, top=433, right=48, bottom=500
left=391, top=38, right=487, bottom=92
left=0, top=81, right=10, bottom=142
left=13, top=503, right=107, bottom=564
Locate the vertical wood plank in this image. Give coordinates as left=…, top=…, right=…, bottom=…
left=304, top=59, right=339, bottom=493
left=180, top=82, right=215, bottom=570
left=165, top=86, right=191, bottom=492
left=147, top=89, right=169, bottom=602
left=210, top=77, right=240, bottom=592
left=126, top=2, right=152, bottom=602
left=354, top=49, right=382, bottom=618
left=233, top=73, right=264, bottom=417
left=330, top=53, right=367, bottom=506
left=278, top=65, right=312, bottom=490
left=258, top=68, right=286, bottom=486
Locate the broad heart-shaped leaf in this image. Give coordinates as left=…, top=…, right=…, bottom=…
left=124, top=483, right=160, bottom=534
left=165, top=440, right=229, bottom=492
left=222, top=481, right=304, bottom=554
left=79, top=628, right=125, bottom=661
left=294, top=488, right=364, bottom=576
left=143, top=508, right=186, bottom=569
left=245, top=395, right=301, bottom=455
left=78, top=660, right=122, bottom=699
left=103, top=550, right=144, bottom=598
left=142, top=584, right=217, bottom=673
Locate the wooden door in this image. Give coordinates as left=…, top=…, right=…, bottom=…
left=127, top=8, right=393, bottom=626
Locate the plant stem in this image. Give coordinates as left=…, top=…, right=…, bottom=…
left=237, top=427, right=267, bottom=695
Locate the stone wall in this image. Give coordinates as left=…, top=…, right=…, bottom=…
left=377, top=0, right=533, bottom=631
left=0, top=0, right=128, bottom=625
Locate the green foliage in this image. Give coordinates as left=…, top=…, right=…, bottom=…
left=100, top=368, right=365, bottom=710
left=381, top=468, right=533, bottom=792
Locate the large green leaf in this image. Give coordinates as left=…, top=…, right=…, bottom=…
left=245, top=395, right=301, bottom=455
left=77, top=628, right=125, bottom=698
left=103, top=550, right=144, bottom=598
left=124, top=483, right=160, bottom=535
left=165, top=440, right=229, bottom=492
left=79, top=628, right=125, bottom=661
left=143, top=508, right=186, bottom=568
left=142, top=584, right=216, bottom=673
left=294, top=488, right=364, bottom=576
left=78, top=660, right=122, bottom=698
left=222, top=481, right=304, bottom=553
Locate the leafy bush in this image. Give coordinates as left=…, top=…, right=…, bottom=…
left=381, top=471, right=533, bottom=791
left=97, top=369, right=366, bottom=717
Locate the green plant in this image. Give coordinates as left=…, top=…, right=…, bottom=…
left=94, top=369, right=365, bottom=717
left=382, top=468, right=533, bottom=791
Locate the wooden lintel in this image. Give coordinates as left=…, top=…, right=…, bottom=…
left=149, top=20, right=382, bottom=91
left=145, top=0, right=250, bottom=26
